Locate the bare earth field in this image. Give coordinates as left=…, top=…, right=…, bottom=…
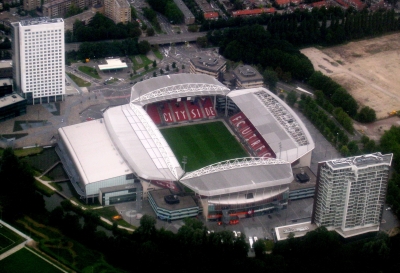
left=301, top=33, right=400, bottom=140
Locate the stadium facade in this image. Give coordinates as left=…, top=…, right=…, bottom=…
left=57, top=74, right=315, bottom=220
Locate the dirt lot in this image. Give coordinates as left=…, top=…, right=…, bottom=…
left=301, top=33, right=400, bottom=120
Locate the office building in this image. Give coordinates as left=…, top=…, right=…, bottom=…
left=12, top=17, right=65, bottom=104
left=232, top=65, right=264, bottom=89
left=189, top=54, right=226, bottom=79
left=0, top=93, right=27, bottom=123
left=312, top=153, right=393, bottom=238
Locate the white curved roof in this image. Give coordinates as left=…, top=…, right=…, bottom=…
left=130, top=73, right=230, bottom=106
left=103, top=104, right=184, bottom=181
left=227, top=88, right=315, bottom=163
left=180, top=157, right=293, bottom=196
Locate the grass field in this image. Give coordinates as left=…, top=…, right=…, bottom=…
left=0, top=224, right=25, bottom=254
left=160, top=121, right=248, bottom=172
left=0, top=248, right=63, bottom=273
left=66, top=73, right=91, bottom=87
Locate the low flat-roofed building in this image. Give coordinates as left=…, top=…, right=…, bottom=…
left=275, top=222, right=317, bottom=241
left=0, top=60, right=13, bottom=79
left=57, top=118, right=136, bottom=199
left=0, top=78, right=13, bottom=97
left=0, top=93, right=27, bottom=122
left=148, top=188, right=199, bottom=221
left=232, top=65, right=263, bottom=89
left=189, top=54, right=226, bottom=79
left=98, top=58, right=128, bottom=71
left=289, top=167, right=316, bottom=200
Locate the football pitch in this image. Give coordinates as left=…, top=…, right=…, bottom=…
left=161, top=121, right=248, bottom=172
left=0, top=224, right=25, bottom=254
left=0, top=248, right=63, bottom=273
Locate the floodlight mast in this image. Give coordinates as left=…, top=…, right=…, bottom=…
left=182, top=156, right=188, bottom=172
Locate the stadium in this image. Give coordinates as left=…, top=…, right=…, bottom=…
left=57, top=74, right=315, bottom=222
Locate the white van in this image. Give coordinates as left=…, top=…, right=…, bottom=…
left=249, top=237, right=254, bottom=249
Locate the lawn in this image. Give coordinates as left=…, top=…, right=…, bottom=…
left=66, top=73, right=91, bottom=87
left=78, top=66, right=101, bottom=79
left=0, top=224, right=25, bottom=254
left=131, top=54, right=153, bottom=71
left=160, top=121, right=248, bottom=172
left=0, top=248, right=63, bottom=273
left=153, top=49, right=163, bottom=60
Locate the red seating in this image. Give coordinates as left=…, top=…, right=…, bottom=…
left=202, top=98, right=216, bottom=118
left=230, top=112, right=245, bottom=126
left=161, top=102, right=174, bottom=123
left=186, top=100, right=204, bottom=120
left=146, top=104, right=162, bottom=125
left=170, top=100, right=189, bottom=122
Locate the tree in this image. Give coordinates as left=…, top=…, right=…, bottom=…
left=146, top=27, right=155, bottom=36
left=153, top=71, right=157, bottom=77
left=160, top=68, right=164, bottom=75
left=138, top=40, right=151, bottom=54
left=357, top=106, right=376, bottom=123
left=188, top=25, right=198, bottom=32
left=263, top=69, right=278, bottom=92
left=286, top=91, right=298, bottom=107
left=172, top=62, right=176, bottom=69
left=253, top=239, right=267, bottom=258
left=152, top=60, right=157, bottom=68
left=196, top=36, right=208, bottom=48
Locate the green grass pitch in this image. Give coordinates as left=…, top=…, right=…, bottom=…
left=0, top=248, right=63, bottom=273
left=161, top=121, right=248, bottom=172
left=0, top=225, right=25, bottom=253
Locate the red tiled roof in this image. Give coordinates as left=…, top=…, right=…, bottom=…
left=232, top=8, right=276, bottom=17
left=204, top=12, right=219, bottom=19
left=312, top=1, right=326, bottom=7
left=335, top=0, right=349, bottom=8
left=275, top=0, right=291, bottom=5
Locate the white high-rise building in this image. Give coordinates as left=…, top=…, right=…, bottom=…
left=12, top=17, right=65, bottom=104
left=312, top=153, right=393, bottom=238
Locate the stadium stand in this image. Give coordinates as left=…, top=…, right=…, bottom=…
left=202, top=97, right=216, bottom=118
left=170, top=99, right=190, bottom=122
left=161, top=102, right=175, bottom=123
left=146, top=103, right=162, bottom=125
left=186, top=99, right=205, bottom=120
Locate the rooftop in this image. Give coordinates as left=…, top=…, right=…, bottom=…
left=20, top=17, right=63, bottom=27
left=232, top=8, right=276, bottom=17
left=130, top=73, right=229, bottom=106
left=98, top=58, right=128, bottom=71
left=180, top=157, right=293, bottom=196
left=232, top=65, right=263, bottom=82
left=227, top=88, right=315, bottom=163
left=323, top=153, right=393, bottom=169
left=0, top=60, right=12, bottom=69
left=149, top=189, right=198, bottom=211
left=58, top=119, right=133, bottom=185
left=275, top=222, right=317, bottom=241
left=103, top=104, right=184, bottom=181
left=0, top=93, right=25, bottom=108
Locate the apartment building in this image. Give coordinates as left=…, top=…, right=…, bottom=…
left=42, top=0, right=97, bottom=18
left=12, top=17, right=65, bottom=104
left=312, top=153, right=393, bottom=238
left=104, top=0, right=131, bottom=24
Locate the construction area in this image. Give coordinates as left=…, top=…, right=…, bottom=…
left=301, top=32, right=400, bottom=139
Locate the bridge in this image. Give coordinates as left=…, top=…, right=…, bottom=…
left=65, top=32, right=207, bottom=51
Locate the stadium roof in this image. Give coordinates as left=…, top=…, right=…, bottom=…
left=58, top=119, right=133, bottom=185
left=180, top=157, right=293, bottom=196
left=130, top=73, right=230, bottom=106
left=103, top=104, right=184, bottom=181
left=227, top=88, right=315, bottom=163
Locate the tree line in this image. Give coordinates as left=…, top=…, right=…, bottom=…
left=66, top=39, right=151, bottom=64
left=201, top=7, right=400, bottom=47
left=65, top=13, right=142, bottom=43
left=146, top=0, right=184, bottom=24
